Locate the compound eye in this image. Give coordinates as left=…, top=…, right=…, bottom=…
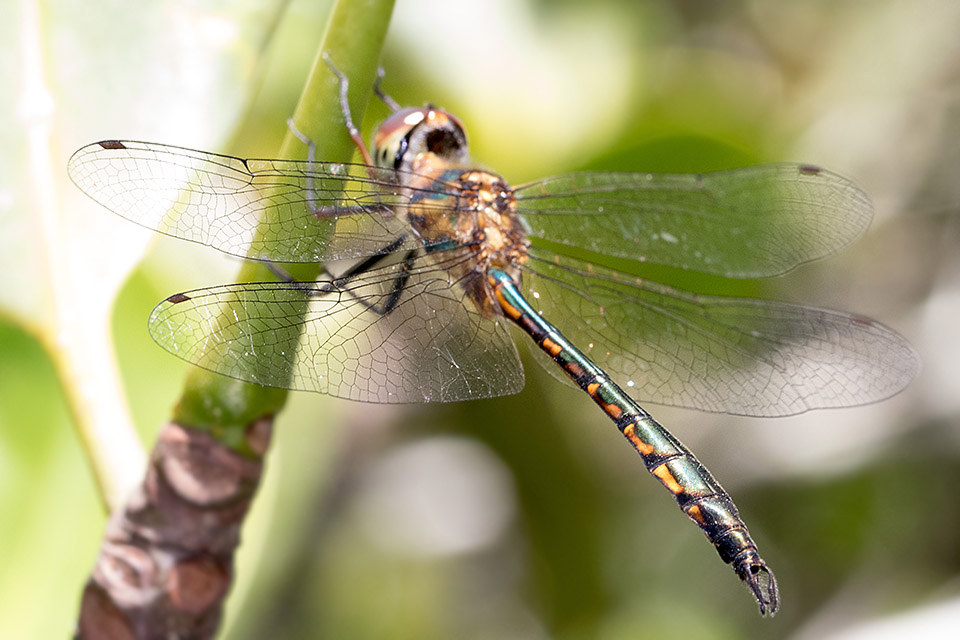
left=372, top=107, right=428, bottom=168
left=426, top=127, right=461, bottom=156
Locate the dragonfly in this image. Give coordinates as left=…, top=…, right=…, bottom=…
left=67, top=64, right=918, bottom=616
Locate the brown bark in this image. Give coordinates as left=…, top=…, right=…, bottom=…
left=76, top=418, right=273, bottom=640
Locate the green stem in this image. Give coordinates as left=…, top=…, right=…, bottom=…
left=172, top=0, right=396, bottom=452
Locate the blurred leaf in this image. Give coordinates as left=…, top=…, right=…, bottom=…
left=2, top=0, right=292, bottom=507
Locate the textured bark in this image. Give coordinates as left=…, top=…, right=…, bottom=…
left=75, top=418, right=273, bottom=640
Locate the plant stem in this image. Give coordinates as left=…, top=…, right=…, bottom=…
left=173, top=0, right=396, bottom=449
left=76, top=1, right=396, bottom=637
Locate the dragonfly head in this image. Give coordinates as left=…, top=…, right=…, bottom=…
left=372, top=106, right=468, bottom=173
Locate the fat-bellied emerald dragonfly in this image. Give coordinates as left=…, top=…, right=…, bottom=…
left=67, top=65, right=918, bottom=616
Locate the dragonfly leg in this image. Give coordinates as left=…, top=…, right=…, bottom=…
left=263, top=234, right=415, bottom=317
left=351, top=250, right=416, bottom=315
left=374, top=66, right=401, bottom=112
left=285, top=116, right=391, bottom=221
left=259, top=261, right=343, bottom=302
left=331, top=235, right=416, bottom=315
left=321, top=51, right=375, bottom=166
left=334, top=234, right=408, bottom=281
left=263, top=261, right=298, bottom=283
left=285, top=116, right=315, bottom=159
left=285, top=117, right=323, bottom=216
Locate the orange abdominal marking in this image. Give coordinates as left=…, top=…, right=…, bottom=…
left=602, top=402, right=623, bottom=420
left=622, top=422, right=655, bottom=455
left=686, top=504, right=706, bottom=525
left=541, top=337, right=562, bottom=357
left=653, top=463, right=684, bottom=495
left=563, top=361, right=585, bottom=379
left=492, top=285, right=522, bottom=320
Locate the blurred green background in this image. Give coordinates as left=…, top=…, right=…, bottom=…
left=2, top=0, right=958, bottom=638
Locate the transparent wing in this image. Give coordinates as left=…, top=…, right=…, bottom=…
left=67, top=140, right=463, bottom=263
left=516, top=164, right=873, bottom=278
left=522, top=248, right=918, bottom=416
left=148, top=249, right=524, bottom=403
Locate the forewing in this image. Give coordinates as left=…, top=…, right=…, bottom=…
left=522, top=248, right=918, bottom=416
left=67, top=140, right=458, bottom=263
left=516, top=164, right=872, bottom=278
left=148, top=249, right=524, bottom=403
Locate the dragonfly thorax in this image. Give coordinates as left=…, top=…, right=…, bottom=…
left=404, top=166, right=529, bottom=319
left=377, top=106, right=530, bottom=317
left=456, top=169, right=529, bottom=275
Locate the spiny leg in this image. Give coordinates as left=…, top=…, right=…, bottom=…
left=322, top=51, right=374, bottom=166
left=285, top=117, right=387, bottom=219
left=374, top=66, right=401, bottom=112
left=325, top=251, right=417, bottom=315
left=288, top=54, right=411, bottom=314
left=264, top=234, right=416, bottom=316
left=286, top=103, right=392, bottom=221
left=285, top=117, right=324, bottom=218
left=327, top=234, right=417, bottom=315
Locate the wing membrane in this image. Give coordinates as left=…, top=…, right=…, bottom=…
left=516, top=164, right=872, bottom=278
left=73, top=140, right=915, bottom=412
left=148, top=249, right=524, bottom=403
left=521, top=248, right=918, bottom=416
left=67, top=140, right=462, bottom=263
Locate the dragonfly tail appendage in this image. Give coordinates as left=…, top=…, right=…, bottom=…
left=735, top=553, right=779, bottom=616
left=489, top=268, right=778, bottom=614
left=681, top=495, right=779, bottom=615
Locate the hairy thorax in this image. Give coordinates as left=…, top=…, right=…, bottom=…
left=404, top=162, right=529, bottom=318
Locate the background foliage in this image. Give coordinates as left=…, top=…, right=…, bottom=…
left=1, top=0, right=957, bottom=638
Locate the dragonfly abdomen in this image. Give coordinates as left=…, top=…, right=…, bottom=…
left=488, top=268, right=779, bottom=615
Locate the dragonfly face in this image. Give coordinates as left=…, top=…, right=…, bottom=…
left=373, top=105, right=530, bottom=318
left=371, top=105, right=468, bottom=171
